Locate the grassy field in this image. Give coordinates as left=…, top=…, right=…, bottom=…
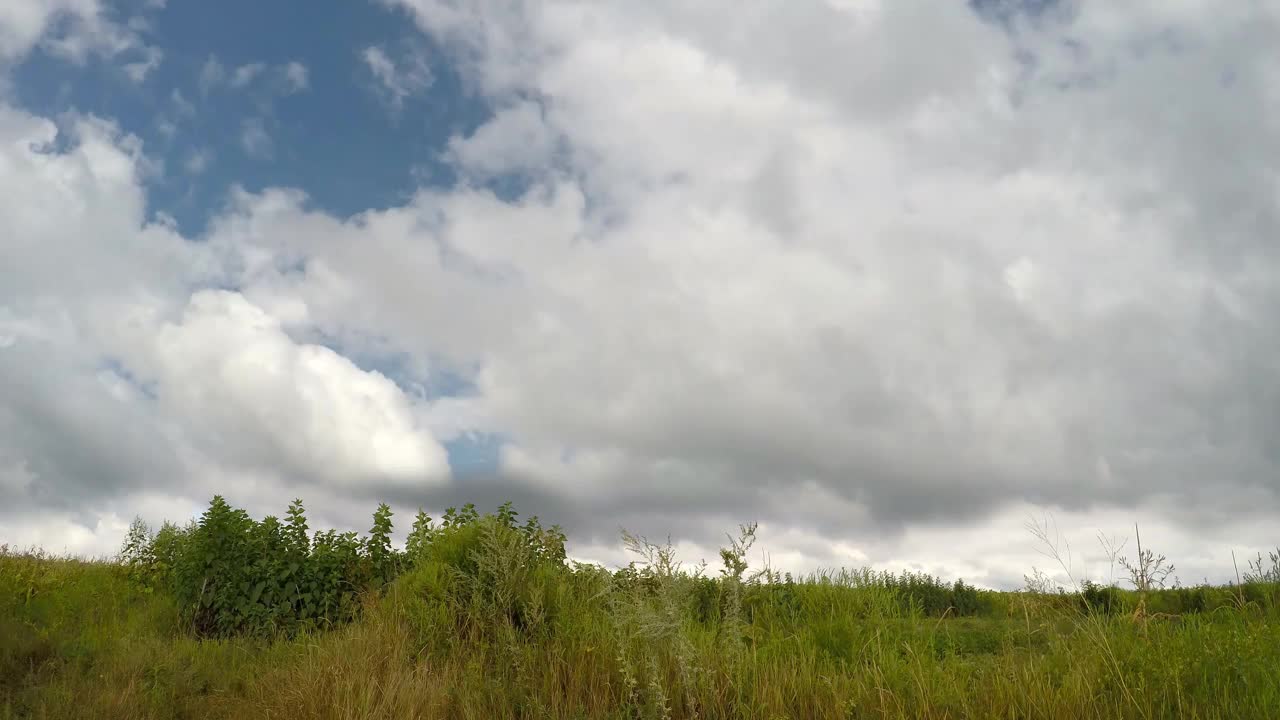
left=3, top=499, right=1280, bottom=719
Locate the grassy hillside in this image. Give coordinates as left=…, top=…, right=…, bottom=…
left=3, top=499, right=1280, bottom=719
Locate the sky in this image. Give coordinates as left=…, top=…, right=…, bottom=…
left=2, top=0, right=1279, bottom=590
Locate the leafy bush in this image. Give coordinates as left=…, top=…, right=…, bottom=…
left=120, top=518, right=193, bottom=592
left=392, top=501, right=578, bottom=664
left=950, top=579, right=982, bottom=616
left=124, top=497, right=402, bottom=637
left=1079, top=580, right=1122, bottom=615
left=122, top=496, right=573, bottom=639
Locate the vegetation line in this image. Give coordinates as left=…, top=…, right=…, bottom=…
left=3, top=497, right=1279, bottom=719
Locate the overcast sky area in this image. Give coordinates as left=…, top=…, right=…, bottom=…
left=2, top=0, right=1279, bottom=590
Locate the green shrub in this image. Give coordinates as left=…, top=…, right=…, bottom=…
left=123, top=497, right=409, bottom=637
left=950, top=578, right=982, bottom=616
left=1079, top=580, right=1122, bottom=615
left=123, top=496, right=574, bottom=639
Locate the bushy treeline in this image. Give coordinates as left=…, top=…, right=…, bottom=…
left=119, top=497, right=996, bottom=640
left=121, top=496, right=1280, bottom=642
left=119, top=497, right=567, bottom=637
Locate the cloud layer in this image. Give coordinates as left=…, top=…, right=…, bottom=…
left=3, top=0, right=1280, bottom=587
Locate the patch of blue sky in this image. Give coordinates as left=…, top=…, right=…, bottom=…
left=10, top=0, right=491, bottom=236
left=445, top=432, right=505, bottom=478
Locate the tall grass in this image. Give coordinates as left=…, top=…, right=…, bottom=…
left=3, top=499, right=1280, bottom=719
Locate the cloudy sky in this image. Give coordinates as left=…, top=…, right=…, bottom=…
left=2, top=0, right=1278, bottom=590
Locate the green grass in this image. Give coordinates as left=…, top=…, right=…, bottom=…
left=4, top=509, right=1280, bottom=719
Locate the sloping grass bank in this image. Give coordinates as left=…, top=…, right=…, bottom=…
left=3, top=500, right=1279, bottom=719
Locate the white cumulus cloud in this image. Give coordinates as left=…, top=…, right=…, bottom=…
left=0, top=102, right=453, bottom=562
left=144, top=290, right=451, bottom=488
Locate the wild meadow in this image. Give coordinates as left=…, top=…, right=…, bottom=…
left=3, top=498, right=1279, bottom=719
